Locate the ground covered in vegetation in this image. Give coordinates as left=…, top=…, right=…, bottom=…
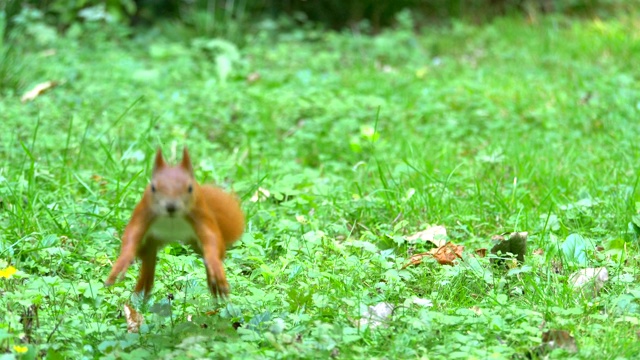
left=1, top=11, right=640, bottom=359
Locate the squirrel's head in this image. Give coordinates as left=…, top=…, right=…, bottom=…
left=149, top=147, right=196, bottom=217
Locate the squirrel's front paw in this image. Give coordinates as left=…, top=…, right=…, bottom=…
left=205, top=263, right=229, bottom=298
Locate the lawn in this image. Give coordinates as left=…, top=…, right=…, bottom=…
left=1, top=9, right=640, bottom=359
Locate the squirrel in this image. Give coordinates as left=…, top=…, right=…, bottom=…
left=105, top=147, right=244, bottom=299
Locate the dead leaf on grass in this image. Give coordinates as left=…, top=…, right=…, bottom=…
left=205, top=309, right=220, bottom=316
left=410, top=297, right=434, bottom=307
left=123, top=304, right=143, bottom=333
left=40, top=49, right=56, bottom=57
left=490, top=231, right=528, bottom=264
left=402, top=241, right=464, bottom=268
left=569, top=267, right=608, bottom=296
left=358, top=302, right=394, bottom=329
left=405, top=225, right=447, bottom=246
left=475, top=248, right=487, bottom=258
left=21, top=81, right=58, bottom=103
left=470, top=306, right=482, bottom=316
left=247, top=72, right=260, bottom=83
left=250, top=187, right=271, bottom=202
left=541, top=329, right=578, bottom=353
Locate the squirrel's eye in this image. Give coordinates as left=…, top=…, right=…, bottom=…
left=188, top=185, right=193, bottom=193
left=151, top=184, right=156, bottom=193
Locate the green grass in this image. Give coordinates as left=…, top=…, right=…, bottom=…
left=2, top=11, right=640, bottom=359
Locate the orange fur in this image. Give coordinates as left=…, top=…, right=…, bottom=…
left=105, top=147, right=244, bottom=299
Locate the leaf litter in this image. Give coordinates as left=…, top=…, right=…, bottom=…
left=569, top=267, right=608, bottom=296
left=405, top=225, right=447, bottom=247
left=357, top=302, right=394, bottom=329
left=123, top=304, right=144, bottom=333
left=402, top=241, right=464, bottom=268
left=21, top=81, right=59, bottom=103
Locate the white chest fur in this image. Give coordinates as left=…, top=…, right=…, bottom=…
left=146, top=215, right=198, bottom=245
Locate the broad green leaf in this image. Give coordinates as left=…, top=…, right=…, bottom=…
left=561, top=234, right=594, bottom=266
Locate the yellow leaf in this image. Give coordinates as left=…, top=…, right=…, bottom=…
left=21, top=81, right=58, bottom=103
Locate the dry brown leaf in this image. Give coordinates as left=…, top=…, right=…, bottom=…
left=123, top=304, right=143, bottom=333
left=475, top=248, right=487, bottom=258
left=406, top=225, right=447, bottom=247
left=569, top=267, right=608, bottom=296
left=21, top=81, right=58, bottom=103
left=403, top=253, right=428, bottom=269
left=432, top=242, right=464, bottom=265
left=402, top=241, right=464, bottom=268
left=247, top=72, right=261, bottom=83
left=541, top=329, right=578, bottom=353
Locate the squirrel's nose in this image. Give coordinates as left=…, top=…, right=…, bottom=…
left=166, top=203, right=177, bottom=214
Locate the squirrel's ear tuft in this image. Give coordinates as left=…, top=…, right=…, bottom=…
left=181, top=147, right=194, bottom=175
left=153, top=148, right=165, bottom=173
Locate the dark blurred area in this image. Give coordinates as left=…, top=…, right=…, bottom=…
left=2, top=0, right=638, bottom=40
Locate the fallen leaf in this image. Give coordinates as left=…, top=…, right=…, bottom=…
left=475, top=248, right=487, bottom=258
left=21, top=81, right=58, bottom=103
left=124, top=304, right=144, bottom=333
left=40, top=49, right=56, bottom=57
left=402, top=241, right=464, bottom=268
left=247, top=72, right=260, bottom=83
left=490, top=231, right=528, bottom=264
left=569, top=267, right=608, bottom=296
left=411, top=297, right=434, bottom=307
left=432, top=242, right=464, bottom=265
left=250, top=187, right=271, bottom=202
left=403, top=253, right=428, bottom=268
left=358, top=302, right=394, bottom=329
left=406, top=225, right=447, bottom=246
left=541, top=329, right=578, bottom=353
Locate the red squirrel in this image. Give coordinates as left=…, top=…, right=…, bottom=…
left=105, top=148, right=244, bottom=298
